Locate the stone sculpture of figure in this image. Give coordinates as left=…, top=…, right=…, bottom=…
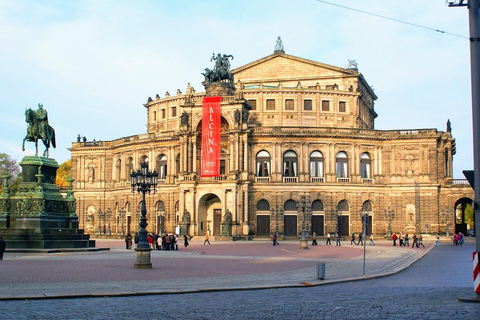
left=242, top=108, right=249, bottom=124
left=223, top=209, right=232, bottom=224
left=234, top=109, right=241, bottom=124
left=83, top=136, right=87, bottom=142
left=274, top=36, right=284, bottom=53
left=346, top=59, right=358, bottom=70
left=22, top=103, right=56, bottom=157
left=182, top=210, right=191, bottom=223
left=77, top=134, right=81, bottom=142
left=447, top=119, right=452, bottom=133
left=204, top=53, right=234, bottom=84
left=180, top=111, right=189, bottom=126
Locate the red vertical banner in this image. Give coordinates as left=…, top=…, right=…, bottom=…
left=201, top=96, right=222, bottom=177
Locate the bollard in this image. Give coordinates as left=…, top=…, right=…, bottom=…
left=317, top=263, right=326, bottom=280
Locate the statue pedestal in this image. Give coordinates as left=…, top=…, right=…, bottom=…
left=179, top=223, right=190, bottom=236
left=221, top=223, right=231, bottom=236
left=205, top=82, right=235, bottom=96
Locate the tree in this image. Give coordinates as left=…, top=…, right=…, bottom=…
left=0, top=153, right=21, bottom=194
left=56, top=159, right=72, bottom=188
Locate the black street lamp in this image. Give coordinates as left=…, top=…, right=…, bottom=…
left=106, top=209, right=111, bottom=236
left=444, top=206, right=450, bottom=238
left=130, top=162, right=158, bottom=269
left=97, top=208, right=103, bottom=236
left=118, top=208, right=125, bottom=236
left=298, top=196, right=309, bottom=249
left=384, top=207, right=395, bottom=237
left=332, top=206, right=340, bottom=237
left=359, top=209, right=368, bottom=274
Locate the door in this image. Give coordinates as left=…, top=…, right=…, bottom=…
left=126, top=216, right=132, bottom=235
left=284, top=215, right=297, bottom=236
left=337, top=216, right=349, bottom=237
left=311, top=215, right=324, bottom=236
left=365, top=215, right=373, bottom=236
left=257, top=215, right=271, bottom=236
left=213, top=209, right=221, bottom=236
left=157, top=215, right=165, bottom=235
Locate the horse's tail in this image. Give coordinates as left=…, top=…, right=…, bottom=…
left=50, top=127, right=56, bottom=149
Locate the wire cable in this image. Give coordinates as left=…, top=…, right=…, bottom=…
left=315, top=0, right=469, bottom=40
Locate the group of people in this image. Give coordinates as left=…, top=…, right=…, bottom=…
left=350, top=232, right=376, bottom=246
left=391, top=232, right=425, bottom=248
left=453, top=232, right=465, bottom=246
left=125, top=232, right=190, bottom=250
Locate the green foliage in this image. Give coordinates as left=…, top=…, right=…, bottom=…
left=0, top=153, right=22, bottom=194
left=56, top=159, right=72, bottom=188
left=465, top=203, right=474, bottom=229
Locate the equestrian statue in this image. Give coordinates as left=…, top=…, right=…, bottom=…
left=22, top=103, right=56, bottom=157
left=202, top=53, right=234, bottom=84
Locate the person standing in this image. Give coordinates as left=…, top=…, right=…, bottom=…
left=418, top=234, right=425, bottom=248
left=357, top=232, right=363, bottom=246
left=336, top=232, right=341, bottom=246
left=204, top=232, right=211, bottom=245
left=134, top=232, right=139, bottom=248
left=326, top=232, right=332, bottom=245
left=399, top=232, right=404, bottom=246
left=404, top=234, right=410, bottom=247
left=312, top=232, right=318, bottom=246
left=392, top=233, right=397, bottom=246
left=125, top=233, right=133, bottom=249
left=157, top=234, right=163, bottom=250
left=369, top=234, right=375, bottom=246
left=184, top=234, right=189, bottom=249
left=412, top=234, right=418, bottom=248
left=435, top=233, right=440, bottom=246
left=272, top=232, right=279, bottom=246
left=0, top=237, right=6, bottom=260
left=351, top=232, right=356, bottom=245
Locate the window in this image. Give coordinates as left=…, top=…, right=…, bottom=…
left=257, top=199, right=270, bottom=211
left=362, top=201, right=372, bottom=212
left=256, top=150, right=271, bottom=177
left=336, top=151, right=348, bottom=178
left=339, top=101, right=346, bottom=112
left=360, top=152, right=371, bottom=178
left=140, top=156, right=148, bottom=165
left=171, top=107, right=177, bottom=117
left=248, top=100, right=257, bottom=110
left=161, top=109, right=166, bottom=119
left=126, top=157, right=133, bottom=175
left=157, top=154, right=167, bottom=179
left=153, top=111, right=157, bottom=121
left=175, top=154, right=180, bottom=174
left=220, top=159, right=226, bottom=175
left=310, top=151, right=324, bottom=177
left=322, top=100, right=330, bottom=111
left=283, top=150, right=298, bottom=177
left=116, top=159, right=121, bottom=180
left=304, top=100, right=312, bottom=111
left=311, top=200, right=324, bottom=211
left=156, top=201, right=165, bottom=212
left=338, top=200, right=349, bottom=211
left=285, top=99, right=294, bottom=110
left=266, top=99, right=276, bottom=110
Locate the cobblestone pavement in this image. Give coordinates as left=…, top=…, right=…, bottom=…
left=1, top=239, right=479, bottom=319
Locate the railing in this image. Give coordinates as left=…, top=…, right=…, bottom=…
left=337, top=177, right=350, bottom=183
left=452, top=179, right=469, bottom=185
left=310, top=177, right=325, bottom=183
left=361, top=178, right=374, bottom=183
left=283, top=177, right=298, bottom=183
left=255, top=177, right=271, bottom=183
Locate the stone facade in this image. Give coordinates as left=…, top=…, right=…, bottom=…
left=69, top=50, right=473, bottom=240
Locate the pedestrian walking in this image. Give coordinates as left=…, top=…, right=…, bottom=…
left=351, top=232, right=356, bottom=245
left=392, top=233, right=397, bottom=246
left=418, top=234, right=425, bottom=248
left=459, top=232, right=465, bottom=246
left=0, top=236, right=6, bottom=260
left=357, top=232, right=363, bottom=246
left=165, top=233, right=171, bottom=250
left=148, top=234, right=154, bottom=249
left=184, top=234, right=189, bottom=249
left=326, top=232, right=332, bottom=245
left=272, top=232, right=279, bottom=246
left=412, top=234, right=418, bottom=248
left=204, top=232, right=211, bottom=245
left=454, top=233, right=459, bottom=245
left=153, top=233, right=159, bottom=250
left=435, top=233, right=440, bottom=246
left=125, top=233, right=133, bottom=249
left=134, top=232, right=139, bottom=248
left=174, top=234, right=179, bottom=250
left=157, top=234, right=163, bottom=250
left=336, top=232, right=341, bottom=246
left=369, top=233, right=375, bottom=246
left=399, top=232, right=404, bottom=246
left=312, top=232, right=318, bottom=246
left=404, top=234, right=410, bottom=246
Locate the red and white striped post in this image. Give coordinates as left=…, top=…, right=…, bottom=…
left=474, top=252, right=480, bottom=293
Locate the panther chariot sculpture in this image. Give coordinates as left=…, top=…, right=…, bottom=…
left=22, top=103, right=56, bottom=158
left=202, top=53, right=234, bottom=85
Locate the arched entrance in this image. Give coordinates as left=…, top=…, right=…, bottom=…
left=454, top=198, right=474, bottom=236
left=198, top=193, right=222, bottom=237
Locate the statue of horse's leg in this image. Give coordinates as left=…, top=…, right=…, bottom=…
left=35, top=139, right=39, bottom=156
left=22, top=137, right=26, bottom=151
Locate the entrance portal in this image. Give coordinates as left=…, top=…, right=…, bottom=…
left=284, top=215, right=297, bottom=236
left=257, top=215, right=270, bottom=236
left=311, top=215, right=324, bottom=236
left=197, top=193, right=222, bottom=236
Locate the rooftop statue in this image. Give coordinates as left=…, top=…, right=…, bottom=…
left=22, top=103, right=56, bottom=157
left=202, top=53, right=234, bottom=84
left=274, top=36, right=285, bottom=53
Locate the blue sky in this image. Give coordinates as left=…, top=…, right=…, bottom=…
left=0, top=0, right=472, bottom=178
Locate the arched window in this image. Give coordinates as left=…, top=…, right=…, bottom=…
left=156, top=201, right=165, bottom=212
left=256, top=151, right=271, bottom=177
left=311, top=200, right=324, bottom=211
left=284, top=200, right=297, bottom=211
left=140, top=156, right=148, bottom=165
left=283, top=150, right=298, bottom=177
left=338, top=200, right=349, bottom=212
left=257, top=199, right=270, bottom=211
left=157, top=154, right=167, bottom=179
left=360, top=152, right=371, bottom=179
left=126, top=202, right=131, bottom=213
left=126, top=157, right=133, bottom=176
left=336, top=151, right=348, bottom=178
left=310, top=151, right=324, bottom=177
left=362, top=200, right=372, bottom=212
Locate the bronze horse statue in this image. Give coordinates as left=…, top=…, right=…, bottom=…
left=22, top=108, right=56, bottom=157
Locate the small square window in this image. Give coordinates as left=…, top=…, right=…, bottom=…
left=285, top=99, right=294, bottom=110
left=266, top=99, right=276, bottom=110
left=322, top=100, right=330, bottom=111
left=248, top=100, right=257, bottom=110
left=339, top=101, right=346, bottom=113
left=304, top=100, right=312, bottom=110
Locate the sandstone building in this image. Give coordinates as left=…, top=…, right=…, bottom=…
left=70, top=43, right=473, bottom=240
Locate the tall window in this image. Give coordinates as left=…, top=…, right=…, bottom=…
left=171, top=106, right=177, bottom=117
left=157, top=154, right=167, bottom=179
left=285, top=99, right=294, bottom=110
left=310, top=151, right=324, bottom=177
left=266, top=99, right=276, bottom=110
left=283, top=150, right=298, bottom=177
left=175, top=154, right=180, bottom=175
left=116, top=159, right=121, bottom=180
left=322, top=100, right=330, bottom=111
left=153, top=111, right=157, bottom=121
left=304, top=100, right=312, bottom=111
left=311, top=200, right=324, bottom=211
left=336, top=151, right=348, bottom=178
left=256, top=151, right=271, bottom=177
left=126, top=157, right=133, bottom=176
left=140, top=156, right=148, bottom=165
left=161, top=109, right=166, bottom=119
left=339, top=101, right=346, bottom=112
left=360, top=152, right=371, bottom=178
left=248, top=100, right=257, bottom=110
left=338, top=200, right=349, bottom=211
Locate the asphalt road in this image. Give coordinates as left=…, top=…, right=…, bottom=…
left=1, top=240, right=479, bottom=320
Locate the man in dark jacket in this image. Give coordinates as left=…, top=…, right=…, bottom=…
left=0, top=237, right=6, bottom=260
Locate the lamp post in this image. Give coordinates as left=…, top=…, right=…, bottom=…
left=130, top=162, right=158, bottom=269
left=298, top=196, right=309, bottom=249
left=97, top=209, right=102, bottom=236
left=384, top=207, right=395, bottom=237
left=359, top=209, right=368, bottom=275
left=106, top=209, right=111, bottom=236
left=332, top=206, right=340, bottom=237
left=119, top=208, right=125, bottom=236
